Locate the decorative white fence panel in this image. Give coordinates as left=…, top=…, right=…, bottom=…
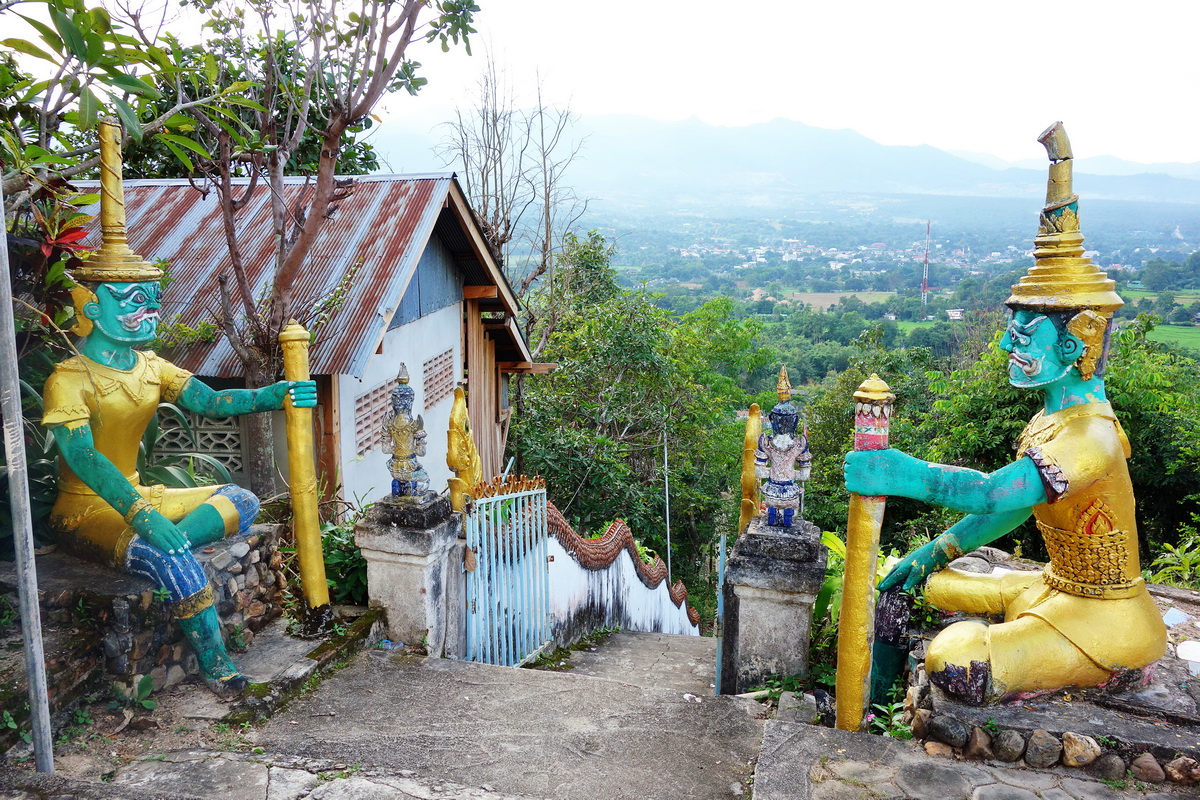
left=463, top=486, right=551, bottom=666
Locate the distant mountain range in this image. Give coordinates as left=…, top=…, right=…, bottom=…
left=370, top=114, right=1200, bottom=214
left=950, top=150, right=1200, bottom=181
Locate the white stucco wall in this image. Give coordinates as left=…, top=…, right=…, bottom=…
left=546, top=537, right=699, bottom=644
left=337, top=302, right=462, bottom=506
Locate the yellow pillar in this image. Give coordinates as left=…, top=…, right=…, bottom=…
left=835, top=374, right=894, bottom=731
left=279, top=320, right=330, bottom=609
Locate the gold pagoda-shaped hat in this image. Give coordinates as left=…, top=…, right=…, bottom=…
left=71, top=120, right=163, bottom=283
left=1005, top=122, right=1123, bottom=316
left=775, top=365, right=793, bottom=402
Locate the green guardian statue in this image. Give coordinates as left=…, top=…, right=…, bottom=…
left=41, top=122, right=317, bottom=695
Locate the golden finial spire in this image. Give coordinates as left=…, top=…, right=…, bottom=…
left=776, top=365, right=792, bottom=402
left=72, top=120, right=162, bottom=283
left=1005, top=122, right=1122, bottom=315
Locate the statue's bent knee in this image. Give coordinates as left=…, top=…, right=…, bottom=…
left=209, top=485, right=260, bottom=534
left=926, top=620, right=992, bottom=704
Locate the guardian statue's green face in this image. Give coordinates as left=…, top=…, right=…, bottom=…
left=999, top=309, right=1083, bottom=389
left=83, top=280, right=161, bottom=345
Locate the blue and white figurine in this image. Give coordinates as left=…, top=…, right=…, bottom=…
left=755, top=366, right=812, bottom=527
left=385, top=364, right=433, bottom=501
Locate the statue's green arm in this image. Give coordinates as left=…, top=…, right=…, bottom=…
left=51, top=423, right=191, bottom=554
left=878, top=507, right=1032, bottom=591
left=845, top=448, right=1046, bottom=589
left=174, top=377, right=318, bottom=417
left=844, top=448, right=1048, bottom=515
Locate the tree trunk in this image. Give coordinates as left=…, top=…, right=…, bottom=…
left=243, top=362, right=279, bottom=496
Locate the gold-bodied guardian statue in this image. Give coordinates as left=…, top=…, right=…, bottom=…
left=843, top=123, right=1166, bottom=703
left=41, top=122, right=318, bottom=695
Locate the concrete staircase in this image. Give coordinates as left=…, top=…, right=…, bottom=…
left=7, top=630, right=1192, bottom=800
left=249, top=631, right=765, bottom=800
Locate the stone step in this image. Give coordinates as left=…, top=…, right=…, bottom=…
left=550, top=630, right=717, bottom=695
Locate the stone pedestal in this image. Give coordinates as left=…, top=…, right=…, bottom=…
left=720, top=516, right=826, bottom=694
left=354, top=496, right=465, bottom=658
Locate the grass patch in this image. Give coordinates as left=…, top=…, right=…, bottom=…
left=1148, top=324, right=1200, bottom=350
left=1124, top=288, right=1200, bottom=303
left=895, top=320, right=934, bottom=334
left=523, top=626, right=620, bottom=671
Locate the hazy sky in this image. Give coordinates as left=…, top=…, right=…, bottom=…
left=377, top=0, right=1200, bottom=165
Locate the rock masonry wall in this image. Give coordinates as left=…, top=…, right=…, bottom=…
left=0, top=524, right=287, bottom=749
left=103, top=525, right=286, bottom=692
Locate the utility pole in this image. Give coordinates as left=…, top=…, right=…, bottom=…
left=663, top=430, right=671, bottom=584
left=0, top=183, right=56, bottom=771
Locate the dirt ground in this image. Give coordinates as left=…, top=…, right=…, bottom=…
left=8, top=676, right=261, bottom=782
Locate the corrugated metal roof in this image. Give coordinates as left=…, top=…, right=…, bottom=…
left=75, top=174, right=454, bottom=379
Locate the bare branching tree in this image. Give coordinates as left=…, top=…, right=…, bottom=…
left=438, top=59, right=587, bottom=360
left=438, top=52, right=535, bottom=266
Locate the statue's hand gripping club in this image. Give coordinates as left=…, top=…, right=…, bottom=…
left=259, top=380, right=318, bottom=410
left=877, top=535, right=963, bottom=591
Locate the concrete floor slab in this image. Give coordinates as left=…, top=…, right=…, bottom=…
left=235, top=620, right=315, bottom=684
left=556, top=631, right=718, bottom=694
left=254, top=651, right=765, bottom=800
left=114, top=755, right=270, bottom=800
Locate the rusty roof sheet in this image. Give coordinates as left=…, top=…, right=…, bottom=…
left=75, top=174, right=461, bottom=379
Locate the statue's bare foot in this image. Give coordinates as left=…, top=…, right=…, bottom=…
left=205, top=670, right=250, bottom=699
left=929, top=659, right=991, bottom=706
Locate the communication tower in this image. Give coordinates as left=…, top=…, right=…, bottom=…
left=921, top=220, right=931, bottom=307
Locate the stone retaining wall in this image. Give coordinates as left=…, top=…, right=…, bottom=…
left=0, top=524, right=286, bottom=747
left=101, top=525, right=286, bottom=691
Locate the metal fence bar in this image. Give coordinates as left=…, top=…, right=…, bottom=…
left=496, top=502, right=508, bottom=665
left=465, top=509, right=478, bottom=662
left=487, top=501, right=500, bottom=664
left=539, top=495, right=550, bottom=646
left=512, top=498, right=523, bottom=665
left=501, top=502, right=513, bottom=665
left=520, top=492, right=534, bottom=657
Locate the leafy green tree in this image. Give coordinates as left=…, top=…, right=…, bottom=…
left=21, top=0, right=477, bottom=494
left=512, top=235, right=771, bottom=593
left=2, top=0, right=253, bottom=212
left=119, top=37, right=381, bottom=179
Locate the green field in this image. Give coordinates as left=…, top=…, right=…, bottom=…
left=1122, top=288, right=1200, bottom=304
left=895, top=321, right=933, bottom=334
left=1148, top=324, right=1200, bottom=350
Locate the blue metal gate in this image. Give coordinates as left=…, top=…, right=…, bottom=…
left=464, top=477, right=551, bottom=666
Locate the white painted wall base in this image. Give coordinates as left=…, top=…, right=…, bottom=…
left=547, top=537, right=699, bottom=646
